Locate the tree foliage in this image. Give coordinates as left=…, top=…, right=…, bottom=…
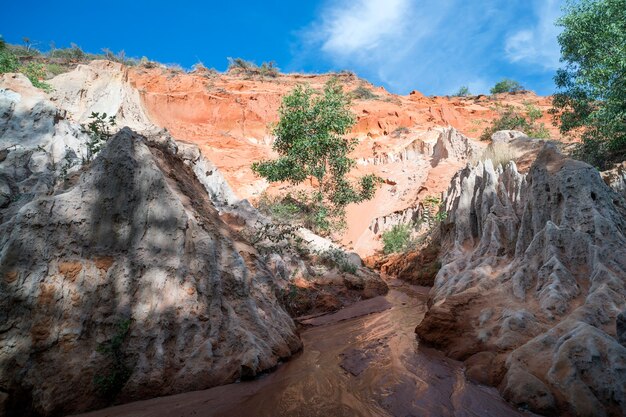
left=83, top=112, right=116, bottom=163
left=552, top=0, right=626, bottom=167
left=455, top=86, right=471, bottom=97
left=252, top=79, right=378, bottom=233
left=480, top=103, right=550, bottom=141
left=490, top=79, right=524, bottom=94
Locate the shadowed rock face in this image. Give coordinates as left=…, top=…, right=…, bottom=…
left=0, top=129, right=301, bottom=416
left=416, top=146, right=626, bottom=416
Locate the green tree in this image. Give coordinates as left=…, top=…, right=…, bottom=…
left=552, top=0, right=626, bottom=168
left=455, top=86, right=471, bottom=97
left=252, top=79, right=378, bottom=233
left=490, top=79, right=524, bottom=94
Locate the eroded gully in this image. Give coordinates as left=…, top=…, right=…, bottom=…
left=75, top=279, right=537, bottom=417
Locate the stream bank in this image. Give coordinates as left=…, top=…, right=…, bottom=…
left=74, top=279, right=536, bottom=417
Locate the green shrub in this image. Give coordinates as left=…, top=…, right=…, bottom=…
left=227, top=57, right=255, bottom=71
left=45, top=63, right=68, bottom=78
left=259, top=61, right=279, bottom=77
left=552, top=0, right=626, bottom=168
left=490, top=79, right=524, bottom=94
left=455, top=86, right=471, bottom=97
left=318, top=247, right=357, bottom=274
left=48, top=43, right=85, bottom=61
left=7, top=39, right=41, bottom=58
left=350, top=85, right=378, bottom=100
left=0, top=47, right=19, bottom=73
left=18, top=62, right=52, bottom=92
left=258, top=193, right=303, bottom=223
left=421, top=195, right=447, bottom=227
left=227, top=57, right=279, bottom=78
left=83, top=112, right=116, bottom=163
left=382, top=224, right=413, bottom=254
left=480, top=104, right=550, bottom=141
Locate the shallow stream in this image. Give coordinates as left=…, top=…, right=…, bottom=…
left=77, top=280, right=535, bottom=417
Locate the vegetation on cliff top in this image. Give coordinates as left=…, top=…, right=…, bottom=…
left=490, top=79, right=524, bottom=94
left=0, top=37, right=51, bottom=91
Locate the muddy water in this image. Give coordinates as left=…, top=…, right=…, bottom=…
left=77, top=281, right=534, bottom=417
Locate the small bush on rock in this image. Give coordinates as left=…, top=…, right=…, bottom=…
left=227, top=57, right=279, bottom=78
left=382, top=224, right=413, bottom=254
left=83, top=112, right=116, bottom=163
left=0, top=38, right=19, bottom=73
left=490, top=79, right=524, bottom=94
left=351, top=85, right=378, bottom=100
left=18, top=62, right=52, bottom=92
left=318, top=247, right=357, bottom=274
left=480, top=104, right=550, bottom=141
left=455, top=86, right=471, bottom=97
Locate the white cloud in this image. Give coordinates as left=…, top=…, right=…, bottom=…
left=294, top=0, right=565, bottom=95
left=504, top=0, right=562, bottom=69
left=319, top=0, right=412, bottom=54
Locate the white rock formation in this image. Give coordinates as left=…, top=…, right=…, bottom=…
left=0, top=74, right=88, bottom=222
left=49, top=60, right=154, bottom=132
left=357, top=127, right=480, bottom=166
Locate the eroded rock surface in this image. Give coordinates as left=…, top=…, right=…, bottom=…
left=0, top=129, right=302, bottom=416
left=0, top=75, right=388, bottom=416
left=416, top=146, right=626, bottom=416
left=0, top=74, right=88, bottom=223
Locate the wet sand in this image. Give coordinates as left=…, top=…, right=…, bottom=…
left=73, top=280, right=537, bottom=417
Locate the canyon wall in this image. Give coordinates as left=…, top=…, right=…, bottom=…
left=0, top=73, right=386, bottom=416
left=416, top=146, right=626, bottom=416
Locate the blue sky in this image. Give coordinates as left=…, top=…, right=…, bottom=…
left=2, top=0, right=565, bottom=96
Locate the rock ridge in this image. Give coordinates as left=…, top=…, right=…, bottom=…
left=416, top=145, right=626, bottom=416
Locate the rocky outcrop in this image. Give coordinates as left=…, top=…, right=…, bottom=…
left=144, top=131, right=388, bottom=318
left=603, top=161, right=626, bottom=199
left=357, top=127, right=480, bottom=167
left=0, top=129, right=302, bottom=416
left=0, top=74, right=88, bottom=223
left=49, top=60, right=153, bottom=132
left=490, top=129, right=528, bottom=143
left=416, top=146, right=626, bottom=416
left=369, top=205, right=422, bottom=234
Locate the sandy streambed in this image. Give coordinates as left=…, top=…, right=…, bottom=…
left=73, top=280, right=537, bottom=417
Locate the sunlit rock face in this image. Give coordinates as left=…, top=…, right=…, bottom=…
left=0, top=73, right=89, bottom=224
left=0, top=129, right=301, bottom=416
left=416, top=146, right=626, bottom=416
